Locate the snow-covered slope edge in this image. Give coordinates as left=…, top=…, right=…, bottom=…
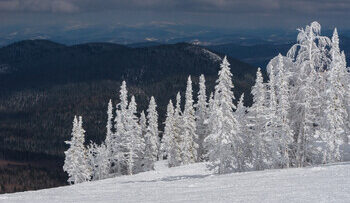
left=1, top=161, right=350, bottom=203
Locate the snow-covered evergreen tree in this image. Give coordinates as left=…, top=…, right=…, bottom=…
left=181, top=76, right=198, bottom=164
left=286, top=22, right=327, bottom=167
left=87, top=142, right=110, bottom=180
left=104, top=99, right=113, bottom=173
left=235, top=93, right=249, bottom=170
left=63, top=116, right=91, bottom=184
left=144, top=96, right=159, bottom=170
left=321, top=28, right=348, bottom=163
left=111, top=81, right=129, bottom=175
left=161, top=100, right=177, bottom=166
left=205, top=56, right=243, bottom=174
left=106, top=99, right=114, bottom=146
left=125, top=96, right=144, bottom=174
left=246, top=68, right=270, bottom=170
left=195, top=74, right=209, bottom=161
left=265, top=64, right=280, bottom=168
left=275, top=54, right=294, bottom=168
left=171, top=92, right=184, bottom=166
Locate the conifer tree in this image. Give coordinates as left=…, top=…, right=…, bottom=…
left=321, top=28, right=348, bottom=163
left=125, top=96, right=143, bottom=174
left=144, top=96, right=159, bottom=170
left=181, top=76, right=198, bottom=164
left=63, top=116, right=91, bottom=184
left=171, top=92, right=184, bottom=166
left=205, top=56, right=242, bottom=173
left=265, top=64, right=280, bottom=168
left=112, top=81, right=129, bottom=175
left=104, top=99, right=113, bottom=173
left=161, top=100, right=177, bottom=166
left=246, top=68, right=270, bottom=170
left=235, top=93, right=249, bottom=170
left=275, top=54, right=294, bottom=168
left=195, top=74, right=209, bottom=161
left=87, top=142, right=110, bottom=180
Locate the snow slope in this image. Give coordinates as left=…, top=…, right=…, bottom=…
left=1, top=161, right=349, bottom=203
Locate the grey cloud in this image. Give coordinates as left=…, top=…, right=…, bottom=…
left=1, top=0, right=350, bottom=17
left=0, top=0, right=78, bottom=13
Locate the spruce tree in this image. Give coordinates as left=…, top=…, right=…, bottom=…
left=63, top=116, right=91, bottom=184
left=205, top=56, right=242, bottom=174
left=161, top=100, right=176, bottom=166
left=181, top=76, right=198, bottom=164
left=144, top=96, right=159, bottom=170
left=195, top=74, right=209, bottom=161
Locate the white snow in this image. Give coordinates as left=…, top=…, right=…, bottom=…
left=1, top=160, right=350, bottom=203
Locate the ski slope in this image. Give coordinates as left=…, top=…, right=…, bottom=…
left=1, top=161, right=350, bottom=203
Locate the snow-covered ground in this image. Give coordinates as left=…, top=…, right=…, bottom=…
left=1, top=160, right=349, bottom=203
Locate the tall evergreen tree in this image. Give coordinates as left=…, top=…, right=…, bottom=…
left=161, top=100, right=177, bottom=166
left=111, top=81, right=129, bottom=175
left=104, top=99, right=113, bottom=173
left=125, top=96, right=143, bottom=174
left=63, top=116, right=91, bottom=184
left=265, top=64, right=280, bottom=168
left=172, top=92, right=184, bottom=166
left=181, top=76, right=198, bottom=164
left=235, top=93, right=249, bottom=170
left=275, top=54, right=294, bottom=168
left=247, top=68, right=270, bottom=170
left=144, top=96, right=159, bottom=170
left=321, top=28, right=348, bottom=163
left=205, top=56, right=242, bottom=174
left=195, top=74, right=209, bottom=161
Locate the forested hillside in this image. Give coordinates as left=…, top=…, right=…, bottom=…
left=0, top=40, right=257, bottom=193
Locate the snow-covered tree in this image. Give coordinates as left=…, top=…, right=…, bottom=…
left=181, top=76, right=198, bottom=164
left=195, top=74, right=209, bottom=161
left=111, top=81, right=129, bottom=175
left=170, top=92, right=184, bottom=166
left=287, top=21, right=331, bottom=72
left=235, top=93, right=249, bottom=170
left=320, top=28, right=348, bottom=163
left=144, top=96, right=159, bottom=170
left=205, top=56, right=243, bottom=174
left=87, top=142, right=110, bottom=181
left=246, top=68, right=271, bottom=170
left=161, top=100, right=178, bottom=166
left=63, top=116, right=91, bottom=184
left=275, top=54, right=294, bottom=168
left=265, top=64, right=280, bottom=168
left=104, top=99, right=113, bottom=173
left=125, top=96, right=144, bottom=174
left=286, top=23, right=328, bottom=167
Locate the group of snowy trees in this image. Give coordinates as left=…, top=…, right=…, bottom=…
left=161, top=21, right=350, bottom=174
left=64, top=22, right=350, bottom=183
left=64, top=81, right=160, bottom=184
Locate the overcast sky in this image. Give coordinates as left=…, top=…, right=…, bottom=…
left=1, top=0, right=350, bottom=29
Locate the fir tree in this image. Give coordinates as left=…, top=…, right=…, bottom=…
left=63, top=116, right=91, bottom=184
left=246, top=68, right=270, bottom=170
left=181, top=76, right=198, bottom=164
left=205, top=56, right=243, bottom=174
left=195, top=74, right=209, bottom=161
left=144, top=96, right=159, bottom=170
left=161, top=100, right=177, bottom=166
